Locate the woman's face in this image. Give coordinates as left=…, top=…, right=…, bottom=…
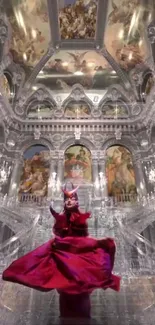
left=65, top=196, right=78, bottom=209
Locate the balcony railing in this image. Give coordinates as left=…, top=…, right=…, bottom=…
left=0, top=192, right=141, bottom=208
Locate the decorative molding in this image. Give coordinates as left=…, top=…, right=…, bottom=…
left=0, top=15, right=8, bottom=45
left=147, top=21, right=155, bottom=44
left=62, top=84, right=93, bottom=107
left=99, top=47, right=132, bottom=91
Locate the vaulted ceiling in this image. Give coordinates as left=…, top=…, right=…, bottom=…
left=0, top=0, right=155, bottom=123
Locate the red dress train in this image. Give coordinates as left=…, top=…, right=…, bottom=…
left=2, top=208, right=120, bottom=317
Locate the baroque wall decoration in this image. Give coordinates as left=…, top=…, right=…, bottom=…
left=106, top=145, right=137, bottom=201
left=18, top=144, right=50, bottom=199
left=58, top=0, right=98, bottom=40
left=104, top=0, right=152, bottom=71
left=64, top=100, right=91, bottom=118
left=64, top=145, right=92, bottom=184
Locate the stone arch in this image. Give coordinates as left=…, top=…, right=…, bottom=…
left=99, top=85, right=131, bottom=107
left=62, top=84, right=94, bottom=110
left=16, top=137, right=54, bottom=154
left=60, top=136, right=96, bottom=152
left=101, top=136, right=140, bottom=155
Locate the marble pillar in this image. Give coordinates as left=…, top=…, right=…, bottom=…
left=57, top=152, right=64, bottom=194
left=47, top=158, right=57, bottom=199
left=99, top=158, right=107, bottom=197
left=92, top=158, right=100, bottom=197
left=8, top=156, right=23, bottom=197
left=133, top=154, right=147, bottom=196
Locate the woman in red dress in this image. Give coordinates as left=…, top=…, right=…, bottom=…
left=2, top=184, right=120, bottom=319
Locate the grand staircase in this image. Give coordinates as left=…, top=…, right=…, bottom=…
left=0, top=193, right=155, bottom=325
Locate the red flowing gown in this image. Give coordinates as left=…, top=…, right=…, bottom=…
left=2, top=207, right=120, bottom=294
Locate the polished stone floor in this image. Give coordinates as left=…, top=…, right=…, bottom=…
left=0, top=276, right=155, bottom=325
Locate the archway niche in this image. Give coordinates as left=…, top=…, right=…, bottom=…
left=27, top=100, right=54, bottom=119
left=64, top=100, right=91, bottom=119
left=64, top=145, right=92, bottom=185
left=105, top=145, right=137, bottom=202
left=18, top=144, right=51, bottom=202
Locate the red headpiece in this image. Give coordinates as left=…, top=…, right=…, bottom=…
left=61, top=182, right=79, bottom=201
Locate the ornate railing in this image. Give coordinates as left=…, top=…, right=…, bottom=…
left=7, top=193, right=139, bottom=208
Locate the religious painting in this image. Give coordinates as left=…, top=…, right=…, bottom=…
left=106, top=145, right=137, bottom=202
left=104, top=0, right=151, bottom=71
left=102, top=102, right=128, bottom=118
left=4, top=0, right=50, bottom=69
left=64, top=101, right=90, bottom=118
left=18, top=144, right=50, bottom=199
left=27, top=102, right=54, bottom=119
left=58, top=0, right=98, bottom=40
left=141, top=72, right=154, bottom=98
left=0, top=74, right=11, bottom=98
left=36, top=50, right=121, bottom=90
left=64, top=145, right=92, bottom=184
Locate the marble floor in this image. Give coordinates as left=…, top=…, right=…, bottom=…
left=1, top=276, right=155, bottom=325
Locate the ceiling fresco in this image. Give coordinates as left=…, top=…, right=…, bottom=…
left=58, top=0, right=98, bottom=39
left=4, top=0, right=50, bottom=69
left=36, top=50, right=121, bottom=91
left=104, top=0, right=152, bottom=71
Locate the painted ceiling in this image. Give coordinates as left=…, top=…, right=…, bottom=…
left=104, top=0, right=151, bottom=71
left=1, top=0, right=155, bottom=96
left=36, top=50, right=121, bottom=91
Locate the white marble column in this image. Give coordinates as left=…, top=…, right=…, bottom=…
left=133, top=153, right=147, bottom=196
left=99, top=157, right=107, bottom=198
left=56, top=151, right=64, bottom=197
left=47, top=158, right=57, bottom=199
left=92, top=156, right=100, bottom=197
left=8, top=155, right=23, bottom=197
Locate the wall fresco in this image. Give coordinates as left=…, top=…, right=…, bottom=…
left=106, top=145, right=137, bottom=200
left=18, top=144, right=50, bottom=198
left=64, top=101, right=90, bottom=118
left=64, top=145, right=92, bottom=184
